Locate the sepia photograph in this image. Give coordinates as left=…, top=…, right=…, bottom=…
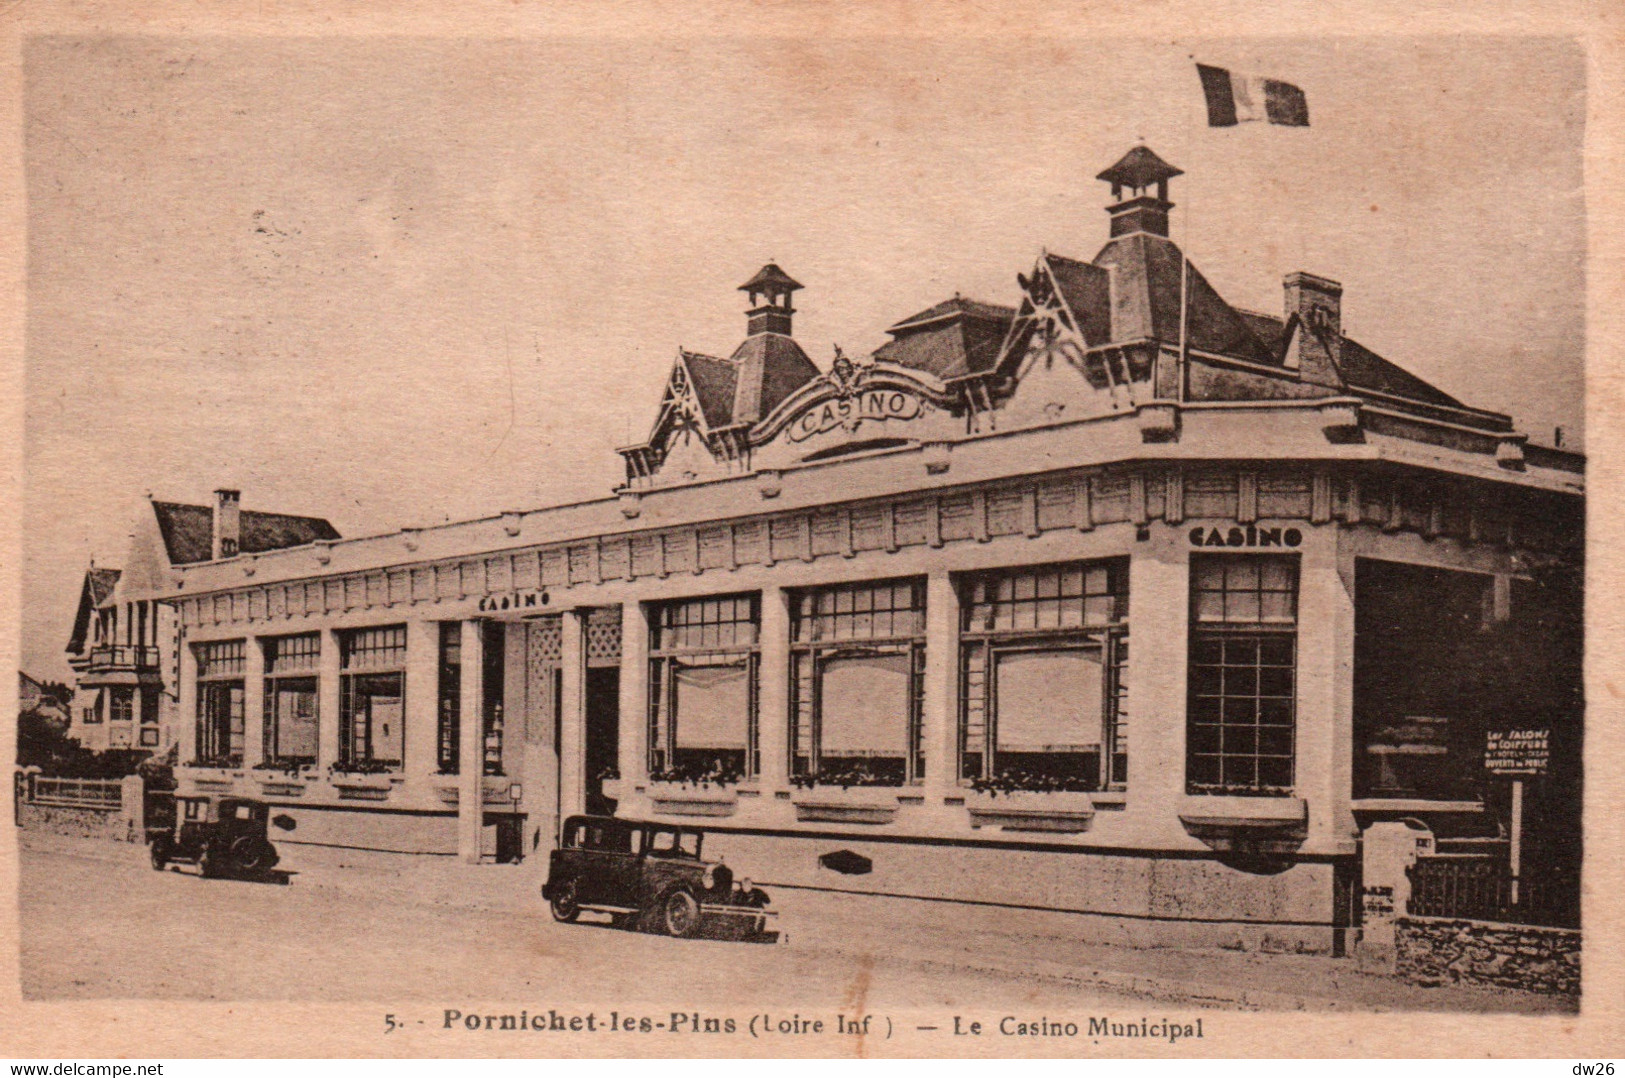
left=3, top=2, right=1616, bottom=1060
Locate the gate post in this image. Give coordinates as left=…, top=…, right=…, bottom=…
left=121, top=774, right=146, bottom=841
left=1356, top=818, right=1434, bottom=972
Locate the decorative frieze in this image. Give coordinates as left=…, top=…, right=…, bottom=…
left=172, top=461, right=1559, bottom=630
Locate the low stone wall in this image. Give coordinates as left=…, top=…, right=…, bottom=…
left=1396, top=915, right=1580, bottom=997
left=17, top=800, right=140, bottom=843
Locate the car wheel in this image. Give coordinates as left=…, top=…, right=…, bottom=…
left=149, top=839, right=169, bottom=872
left=549, top=878, right=581, bottom=923
left=230, top=837, right=275, bottom=875
left=661, top=888, right=701, bottom=938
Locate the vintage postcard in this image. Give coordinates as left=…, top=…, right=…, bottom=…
left=2, top=0, right=1620, bottom=1060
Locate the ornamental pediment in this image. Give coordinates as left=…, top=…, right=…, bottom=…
left=750, top=349, right=956, bottom=450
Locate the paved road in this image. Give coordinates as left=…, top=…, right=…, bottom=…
left=18, top=835, right=1139, bottom=1014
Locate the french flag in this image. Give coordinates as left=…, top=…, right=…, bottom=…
left=1197, top=63, right=1310, bottom=127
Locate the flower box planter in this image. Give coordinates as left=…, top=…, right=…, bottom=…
left=434, top=780, right=461, bottom=806
left=965, top=791, right=1098, bottom=833
left=647, top=782, right=739, bottom=818
left=253, top=774, right=309, bottom=798
left=181, top=766, right=242, bottom=792
left=791, top=787, right=901, bottom=825
left=1179, top=795, right=1308, bottom=851
left=329, top=772, right=397, bottom=801
left=965, top=791, right=1097, bottom=833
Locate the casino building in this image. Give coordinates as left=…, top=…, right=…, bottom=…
left=152, top=147, right=1583, bottom=950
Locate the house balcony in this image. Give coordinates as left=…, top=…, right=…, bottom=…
left=77, top=645, right=162, bottom=686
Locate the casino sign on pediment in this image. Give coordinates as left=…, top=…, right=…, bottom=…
left=749, top=348, right=962, bottom=467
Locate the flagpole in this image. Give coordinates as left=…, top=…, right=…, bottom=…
left=1178, top=248, right=1191, bottom=404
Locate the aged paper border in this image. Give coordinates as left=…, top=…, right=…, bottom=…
left=0, top=0, right=1619, bottom=1058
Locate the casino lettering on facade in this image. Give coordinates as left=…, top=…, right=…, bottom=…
left=1188, top=524, right=1303, bottom=548
left=787, top=389, right=925, bottom=443
left=75, top=145, right=1583, bottom=956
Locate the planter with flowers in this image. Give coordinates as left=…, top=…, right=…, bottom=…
left=180, top=756, right=243, bottom=792
left=252, top=757, right=317, bottom=797
left=328, top=761, right=400, bottom=801
left=646, top=760, right=742, bottom=818
left=789, top=762, right=903, bottom=824
left=964, top=769, right=1099, bottom=833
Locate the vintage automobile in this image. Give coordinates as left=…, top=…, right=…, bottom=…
left=542, top=815, right=773, bottom=938
left=147, top=793, right=282, bottom=878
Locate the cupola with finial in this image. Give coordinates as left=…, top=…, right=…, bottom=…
left=1095, top=146, right=1183, bottom=238
left=739, top=262, right=803, bottom=337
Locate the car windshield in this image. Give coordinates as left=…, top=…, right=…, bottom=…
left=646, top=829, right=701, bottom=858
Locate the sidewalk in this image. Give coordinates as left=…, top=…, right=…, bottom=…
left=21, top=830, right=1577, bottom=1014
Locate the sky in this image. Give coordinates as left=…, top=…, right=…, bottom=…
left=21, top=34, right=1585, bottom=683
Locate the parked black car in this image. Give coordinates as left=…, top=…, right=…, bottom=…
left=147, top=793, right=282, bottom=878
left=543, top=815, right=773, bottom=938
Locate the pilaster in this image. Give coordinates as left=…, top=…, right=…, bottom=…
left=756, top=586, right=791, bottom=787
left=922, top=571, right=960, bottom=795
left=457, top=619, right=485, bottom=863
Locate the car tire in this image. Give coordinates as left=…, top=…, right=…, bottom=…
left=230, top=837, right=275, bottom=875
left=149, top=839, right=169, bottom=872
left=549, top=878, right=581, bottom=923
left=661, top=888, right=701, bottom=939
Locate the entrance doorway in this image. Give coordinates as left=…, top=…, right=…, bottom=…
left=585, top=667, right=620, bottom=816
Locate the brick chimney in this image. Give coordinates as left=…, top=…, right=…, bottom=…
left=1283, top=272, right=1345, bottom=388
left=212, top=488, right=241, bottom=559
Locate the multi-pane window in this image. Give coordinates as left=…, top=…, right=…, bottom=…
left=961, top=560, right=1129, bottom=792
left=262, top=633, right=320, bottom=767
left=194, top=639, right=246, bottom=767
left=109, top=688, right=134, bottom=725
left=1187, top=556, right=1298, bottom=795
left=437, top=623, right=461, bottom=774
left=648, top=595, right=760, bottom=782
left=338, top=626, right=407, bottom=772
left=790, top=579, right=926, bottom=786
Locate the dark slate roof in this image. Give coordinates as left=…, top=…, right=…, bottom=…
left=150, top=501, right=341, bottom=566
left=1089, top=233, right=1276, bottom=363
left=874, top=297, right=1014, bottom=380
left=1096, top=146, right=1183, bottom=188
left=681, top=351, right=740, bottom=430
left=738, top=263, right=803, bottom=296
left=67, top=567, right=121, bottom=655
left=87, top=566, right=120, bottom=607
left=726, top=333, right=821, bottom=424
left=1236, top=311, right=1469, bottom=409
left=1042, top=256, right=1112, bottom=347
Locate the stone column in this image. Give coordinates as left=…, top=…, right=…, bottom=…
left=1124, top=533, right=1190, bottom=839
left=176, top=634, right=198, bottom=765
left=558, top=610, right=589, bottom=822
left=403, top=620, right=440, bottom=780
left=617, top=602, right=650, bottom=790
left=317, top=629, right=343, bottom=773
left=242, top=637, right=266, bottom=769
left=755, top=586, right=791, bottom=788
left=921, top=571, right=960, bottom=797
left=457, top=619, right=485, bottom=863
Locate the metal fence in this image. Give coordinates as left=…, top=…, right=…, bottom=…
left=27, top=776, right=125, bottom=810
left=1407, top=854, right=1580, bottom=929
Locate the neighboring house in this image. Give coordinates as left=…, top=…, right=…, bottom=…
left=65, top=493, right=340, bottom=755
left=18, top=672, right=70, bottom=729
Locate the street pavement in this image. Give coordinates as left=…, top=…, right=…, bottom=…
left=17, top=831, right=1574, bottom=1013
